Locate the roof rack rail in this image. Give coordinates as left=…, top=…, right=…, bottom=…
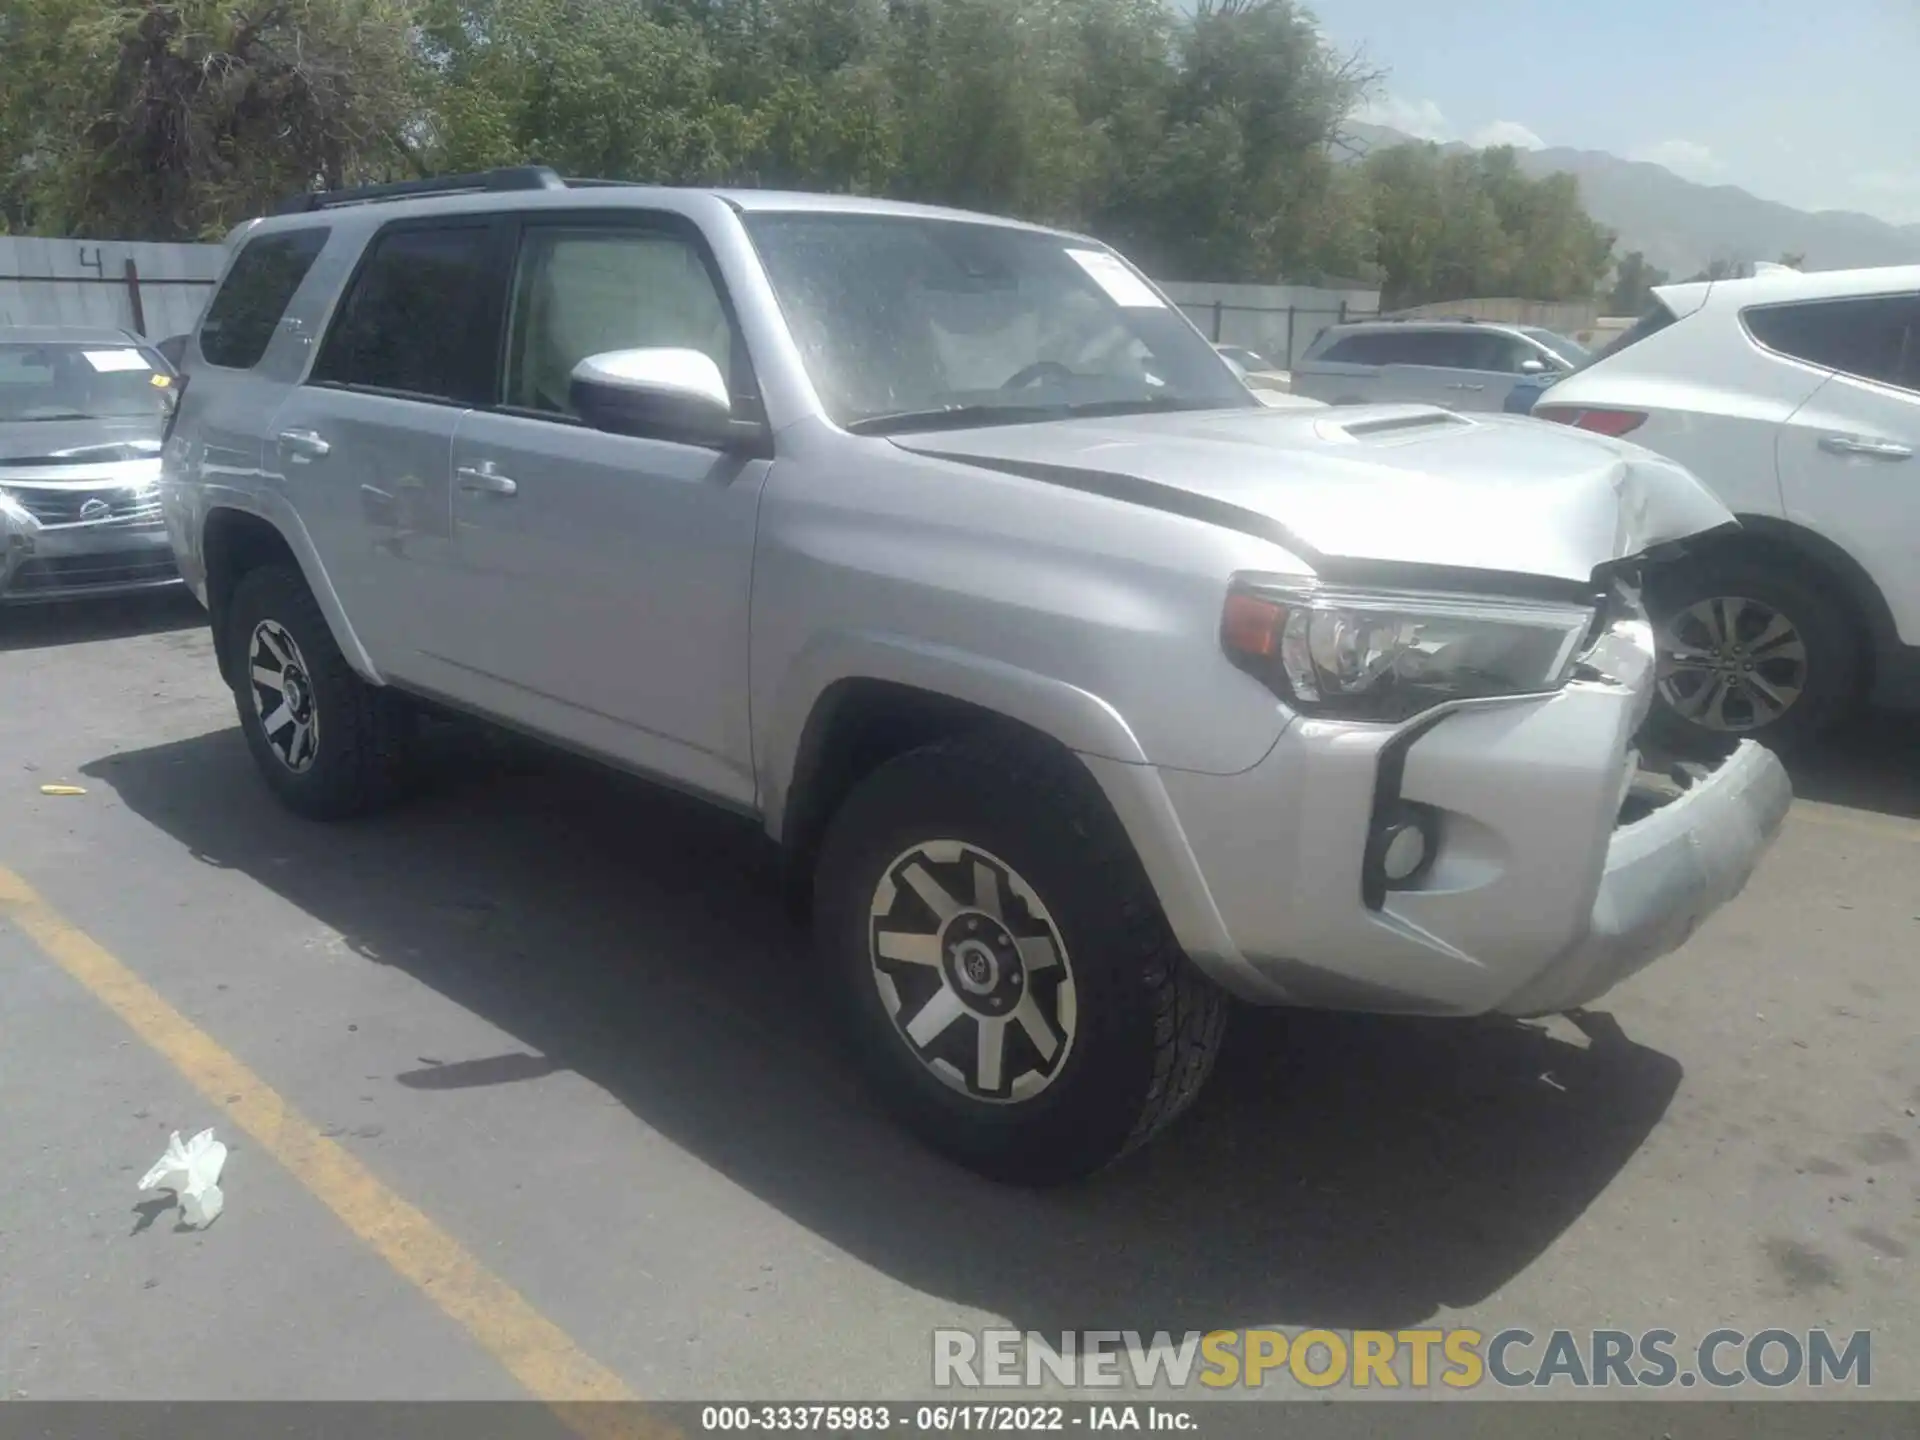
left=272, top=166, right=567, bottom=215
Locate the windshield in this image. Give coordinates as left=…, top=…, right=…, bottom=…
left=1520, top=328, right=1593, bottom=368
left=743, top=213, right=1255, bottom=432
left=0, top=341, right=175, bottom=423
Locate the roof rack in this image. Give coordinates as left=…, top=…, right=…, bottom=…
left=272, top=165, right=568, bottom=215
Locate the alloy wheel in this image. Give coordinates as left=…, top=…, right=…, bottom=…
left=867, top=840, right=1078, bottom=1104
left=1656, top=595, right=1809, bottom=733
left=247, top=618, right=321, bottom=772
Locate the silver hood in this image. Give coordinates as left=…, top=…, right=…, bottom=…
left=0, top=416, right=163, bottom=467
left=891, top=404, right=1734, bottom=586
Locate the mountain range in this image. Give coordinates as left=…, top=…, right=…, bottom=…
left=1344, top=121, right=1920, bottom=280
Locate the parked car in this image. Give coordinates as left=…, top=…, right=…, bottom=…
left=161, top=167, right=1788, bottom=1184
left=1537, top=265, right=1920, bottom=751
left=1291, top=318, right=1592, bottom=413
left=0, top=326, right=184, bottom=603
left=1213, top=343, right=1293, bottom=394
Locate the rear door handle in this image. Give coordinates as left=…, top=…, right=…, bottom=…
left=456, top=460, right=519, bottom=496
left=277, top=428, right=330, bottom=461
left=1819, top=434, right=1913, bottom=459
left=1447, top=383, right=1486, bottom=392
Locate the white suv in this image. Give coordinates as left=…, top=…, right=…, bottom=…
left=1537, top=266, right=1920, bottom=750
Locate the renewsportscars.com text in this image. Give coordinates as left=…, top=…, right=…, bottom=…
left=932, top=1327, right=1872, bottom=1391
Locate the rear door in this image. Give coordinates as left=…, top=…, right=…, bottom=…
left=1764, top=291, right=1920, bottom=644
left=265, top=216, right=509, bottom=681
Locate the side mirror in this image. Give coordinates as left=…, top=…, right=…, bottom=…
left=569, top=348, right=736, bottom=446
left=1518, top=357, right=1548, bottom=375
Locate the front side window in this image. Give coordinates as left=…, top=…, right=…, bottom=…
left=312, top=224, right=496, bottom=403
left=0, top=340, right=176, bottom=424
left=200, top=229, right=328, bottom=370
left=744, top=212, right=1252, bottom=432
left=1744, top=294, right=1919, bottom=394
left=504, top=226, right=734, bottom=416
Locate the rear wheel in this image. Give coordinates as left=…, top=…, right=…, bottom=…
left=1646, top=556, right=1860, bottom=755
left=814, top=732, right=1226, bottom=1185
left=228, top=563, right=417, bottom=819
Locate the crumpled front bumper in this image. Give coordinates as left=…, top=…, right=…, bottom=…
left=1084, top=663, right=1792, bottom=1018
left=1494, top=739, right=1790, bottom=1015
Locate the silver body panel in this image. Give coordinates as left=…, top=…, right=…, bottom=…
left=161, top=186, right=1786, bottom=1016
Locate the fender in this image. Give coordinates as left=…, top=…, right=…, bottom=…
left=758, top=629, right=1152, bottom=842
left=200, top=488, right=385, bottom=687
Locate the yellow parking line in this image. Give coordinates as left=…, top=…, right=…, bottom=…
left=0, top=865, right=668, bottom=1440
left=1789, top=802, right=1920, bottom=845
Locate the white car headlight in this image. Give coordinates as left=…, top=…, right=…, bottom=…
left=1222, top=578, right=1598, bottom=722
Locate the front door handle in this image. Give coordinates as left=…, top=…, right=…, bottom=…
left=1447, top=383, right=1486, bottom=392
left=277, top=428, right=330, bottom=461
left=1819, top=434, right=1913, bottom=460
left=456, top=461, right=519, bottom=496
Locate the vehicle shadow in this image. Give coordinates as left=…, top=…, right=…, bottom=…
left=0, top=590, right=206, bottom=653
left=1784, top=709, right=1919, bottom=822
left=83, top=728, right=1681, bottom=1334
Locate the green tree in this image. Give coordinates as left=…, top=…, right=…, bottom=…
left=1608, top=250, right=1669, bottom=314
left=0, top=0, right=423, bottom=239
left=1358, top=140, right=1613, bottom=308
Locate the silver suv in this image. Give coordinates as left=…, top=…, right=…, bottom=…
left=1292, top=318, right=1591, bottom=412
left=160, top=168, right=1789, bottom=1184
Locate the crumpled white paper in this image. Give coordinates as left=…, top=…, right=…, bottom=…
left=138, top=1128, right=228, bottom=1228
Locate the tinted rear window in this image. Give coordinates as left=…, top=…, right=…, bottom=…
left=200, top=229, right=328, bottom=370
left=1743, top=293, right=1919, bottom=392
left=1595, top=301, right=1676, bottom=361
left=1317, top=332, right=1398, bottom=364
left=312, top=223, right=498, bottom=403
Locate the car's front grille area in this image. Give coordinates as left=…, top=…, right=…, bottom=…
left=4, top=487, right=163, bottom=527
left=7, top=551, right=179, bottom=595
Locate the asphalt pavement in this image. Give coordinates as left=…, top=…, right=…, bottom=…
left=1, top=592, right=1916, bottom=1405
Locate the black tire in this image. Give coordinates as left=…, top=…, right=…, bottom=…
left=1644, top=555, right=1861, bottom=757
left=227, top=563, right=416, bottom=820
left=813, top=731, right=1227, bottom=1186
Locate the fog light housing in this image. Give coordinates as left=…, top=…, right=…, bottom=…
left=1366, top=803, right=1437, bottom=902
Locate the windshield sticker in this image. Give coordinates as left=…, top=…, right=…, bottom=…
left=83, top=348, right=153, bottom=373
left=1066, top=249, right=1165, bottom=309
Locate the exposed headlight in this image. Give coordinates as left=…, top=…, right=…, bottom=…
left=0, top=489, right=32, bottom=531
left=1221, top=578, right=1598, bottom=722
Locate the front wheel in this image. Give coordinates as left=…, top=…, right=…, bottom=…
left=814, top=733, right=1227, bottom=1185
left=1645, top=557, right=1861, bottom=756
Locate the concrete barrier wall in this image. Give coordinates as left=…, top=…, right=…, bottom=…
left=0, top=237, right=228, bottom=340
left=1386, top=295, right=1602, bottom=335
left=1157, top=280, right=1383, bottom=369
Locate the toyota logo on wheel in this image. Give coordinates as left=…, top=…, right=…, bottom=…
left=79, top=498, right=113, bottom=521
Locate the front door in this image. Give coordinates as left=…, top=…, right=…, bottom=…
left=436, top=213, right=770, bottom=807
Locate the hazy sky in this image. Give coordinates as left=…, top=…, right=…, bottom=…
left=1301, top=0, right=1919, bottom=225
